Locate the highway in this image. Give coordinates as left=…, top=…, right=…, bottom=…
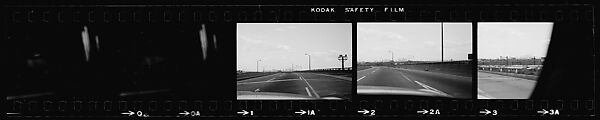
left=477, top=71, right=536, bottom=99
left=237, top=72, right=352, bottom=99
left=357, top=66, right=472, bottom=98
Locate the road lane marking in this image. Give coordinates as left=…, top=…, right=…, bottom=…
left=395, top=67, right=470, bottom=79
left=397, top=71, right=414, bottom=83
left=305, top=87, right=312, bottom=97
left=397, top=70, right=451, bottom=97
left=413, top=81, right=450, bottom=97
left=238, top=78, right=331, bottom=85
left=296, top=73, right=320, bottom=98
left=269, top=73, right=281, bottom=81
left=358, top=67, right=377, bottom=76
left=357, top=67, right=375, bottom=72
left=309, top=73, right=352, bottom=81
left=477, top=88, right=494, bottom=99
left=237, top=79, right=302, bottom=85
left=267, top=75, right=277, bottom=81
left=358, top=76, right=366, bottom=81
left=371, top=68, right=378, bottom=73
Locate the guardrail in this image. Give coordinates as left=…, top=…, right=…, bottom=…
left=478, top=65, right=542, bottom=76
left=411, top=60, right=471, bottom=65
left=300, top=67, right=353, bottom=72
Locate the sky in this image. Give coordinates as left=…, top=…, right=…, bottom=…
left=237, top=23, right=352, bottom=72
left=478, top=22, right=553, bottom=59
left=357, top=22, right=472, bottom=62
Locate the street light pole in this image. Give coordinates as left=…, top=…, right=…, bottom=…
left=388, top=50, right=394, bottom=62
left=305, top=54, right=311, bottom=71
left=257, top=60, right=260, bottom=72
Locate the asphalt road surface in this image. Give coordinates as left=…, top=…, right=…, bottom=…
left=357, top=66, right=472, bottom=98
left=237, top=72, right=352, bottom=99
left=477, top=71, right=536, bottom=99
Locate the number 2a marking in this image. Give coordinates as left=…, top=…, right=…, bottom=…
left=429, top=109, right=440, bottom=114
left=370, top=110, right=375, bottom=116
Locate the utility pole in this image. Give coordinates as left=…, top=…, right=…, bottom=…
left=441, top=22, right=444, bottom=62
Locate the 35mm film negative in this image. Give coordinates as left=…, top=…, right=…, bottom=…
left=5, top=4, right=596, bottom=119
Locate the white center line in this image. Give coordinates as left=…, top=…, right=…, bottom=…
left=357, top=76, right=366, bottom=81
left=305, top=87, right=312, bottom=97
left=296, top=73, right=320, bottom=98
left=414, top=80, right=450, bottom=97
left=397, top=71, right=414, bottom=83
left=267, top=77, right=276, bottom=81
left=398, top=71, right=451, bottom=97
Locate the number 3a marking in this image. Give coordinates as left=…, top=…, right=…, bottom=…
left=492, top=110, right=497, bottom=115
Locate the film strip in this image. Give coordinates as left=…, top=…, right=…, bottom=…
left=5, top=3, right=597, bottom=119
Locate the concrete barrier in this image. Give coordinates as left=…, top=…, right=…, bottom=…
left=396, top=62, right=472, bottom=77
left=477, top=66, right=541, bottom=76
left=237, top=72, right=277, bottom=81
left=298, top=70, right=353, bottom=78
